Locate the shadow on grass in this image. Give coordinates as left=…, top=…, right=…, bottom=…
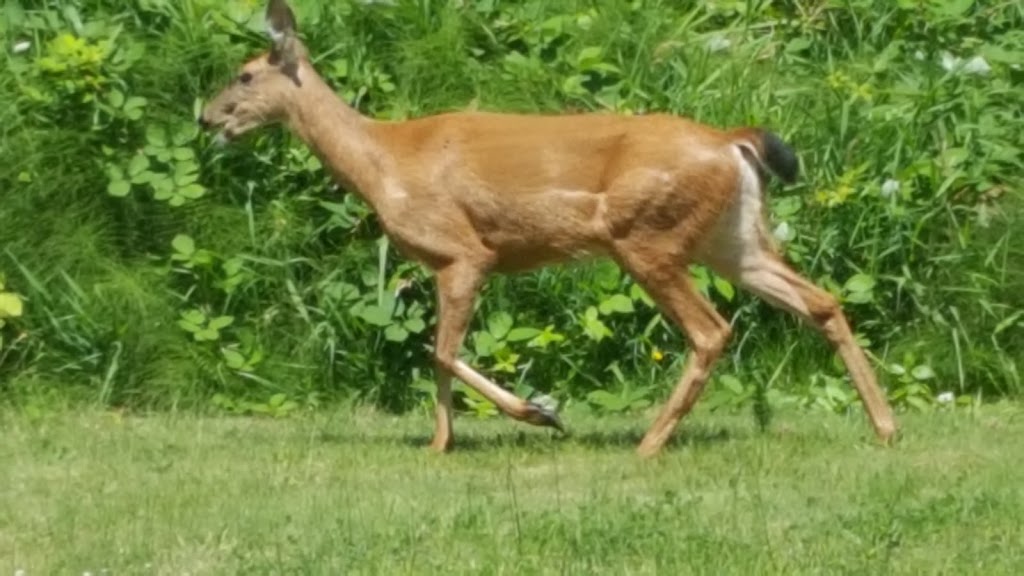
left=569, top=424, right=737, bottom=449
left=317, top=421, right=740, bottom=453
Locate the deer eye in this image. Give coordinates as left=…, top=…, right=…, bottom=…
left=239, top=72, right=253, bottom=84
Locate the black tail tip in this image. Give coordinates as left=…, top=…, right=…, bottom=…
left=761, top=130, right=800, bottom=185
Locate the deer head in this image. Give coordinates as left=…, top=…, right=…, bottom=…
left=198, top=0, right=306, bottom=142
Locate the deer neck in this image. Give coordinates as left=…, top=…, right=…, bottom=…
left=285, top=65, right=393, bottom=211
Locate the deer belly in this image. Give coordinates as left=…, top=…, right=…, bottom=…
left=473, top=189, right=611, bottom=271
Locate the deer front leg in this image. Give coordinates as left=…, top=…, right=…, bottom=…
left=636, top=276, right=732, bottom=458
left=430, top=261, right=563, bottom=452
left=430, top=369, right=455, bottom=453
left=614, top=244, right=733, bottom=457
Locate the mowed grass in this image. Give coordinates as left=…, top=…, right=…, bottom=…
left=2, top=404, right=1023, bottom=575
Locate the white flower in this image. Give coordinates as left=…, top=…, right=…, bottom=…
left=707, top=35, right=731, bottom=53
left=940, top=52, right=991, bottom=76
left=937, top=391, right=955, bottom=404
left=962, top=56, right=991, bottom=76
left=13, top=40, right=31, bottom=54
left=941, top=51, right=961, bottom=72
left=772, top=221, right=794, bottom=243
left=880, top=179, right=900, bottom=199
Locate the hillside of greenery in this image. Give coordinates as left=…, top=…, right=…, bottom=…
left=1, top=0, right=1021, bottom=418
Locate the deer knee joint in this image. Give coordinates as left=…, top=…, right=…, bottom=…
left=711, top=323, right=732, bottom=355
left=692, top=322, right=731, bottom=363
left=808, top=291, right=841, bottom=323
left=812, top=296, right=859, bottom=344
left=434, top=354, right=457, bottom=375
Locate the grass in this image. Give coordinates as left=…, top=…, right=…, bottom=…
left=3, top=404, right=1024, bottom=574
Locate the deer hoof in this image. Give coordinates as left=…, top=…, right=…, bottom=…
left=525, top=401, right=566, bottom=434
left=428, top=436, right=453, bottom=453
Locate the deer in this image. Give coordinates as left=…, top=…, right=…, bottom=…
left=197, top=0, right=898, bottom=457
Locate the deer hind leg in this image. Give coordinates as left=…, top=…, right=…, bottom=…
left=697, top=145, right=896, bottom=443
left=430, top=260, right=563, bottom=452
left=710, top=250, right=898, bottom=443
left=614, top=246, right=733, bottom=457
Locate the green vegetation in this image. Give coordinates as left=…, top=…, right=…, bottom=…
left=1, top=1, right=1022, bottom=421
left=3, top=4, right=1022, bottom=572
left=3, top=405, right=1024, bottom=573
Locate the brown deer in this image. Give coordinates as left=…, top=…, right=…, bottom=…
left=198, top=0, right=897, bottom=456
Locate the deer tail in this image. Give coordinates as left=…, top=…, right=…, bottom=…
left=731, top=128, right=800, bottom=185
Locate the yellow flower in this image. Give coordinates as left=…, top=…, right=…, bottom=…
left=651, top=348, right=664, bottom=362
left=815, top=182, right=854, bottom=207
left=814, top=168, right=864, bottom=207
left=854, top=83, right=873, bottom=101
left=826, top=71, right=849, bottom=90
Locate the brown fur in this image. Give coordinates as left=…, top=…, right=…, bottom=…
left=199, top=1, right=898, bottom=456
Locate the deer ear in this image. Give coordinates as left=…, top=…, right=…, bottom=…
left=265, top=0, right=297, bottom=46
left=265, top=0, right=302, bottom=85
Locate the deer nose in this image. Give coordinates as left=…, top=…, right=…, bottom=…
left=197, top=115, right=210, bottom=129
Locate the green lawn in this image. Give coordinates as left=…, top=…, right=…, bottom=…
left=2, top=404, right=1023, bottom=575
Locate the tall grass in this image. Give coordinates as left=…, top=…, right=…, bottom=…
left=0, top=0, right=1021, bottom=415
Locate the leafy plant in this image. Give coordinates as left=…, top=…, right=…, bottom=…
left=177, top=309, right=234, bottom=342
left=886, top=354, right=940, bottom=412
left=0, top=0, right=1020, bottom=418
left=107, top=123, right=206, bottom=206
left=0, top=277, right=26, bottom=354
left=212, top=392, right=299, bottom=418
left=586, top=384, right=652, bottom=414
